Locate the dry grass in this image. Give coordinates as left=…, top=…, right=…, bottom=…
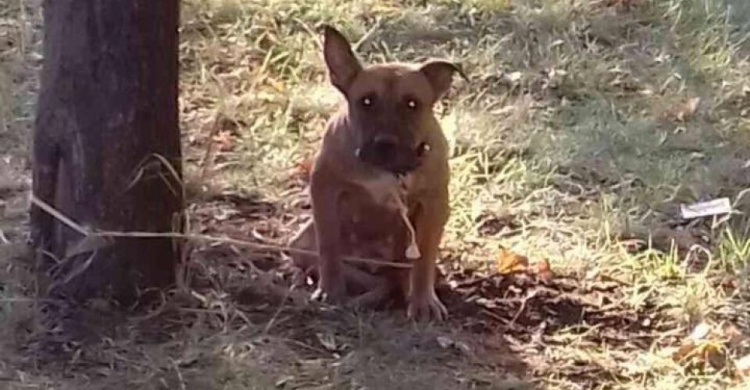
left=2, top=0, right=750, bottom=388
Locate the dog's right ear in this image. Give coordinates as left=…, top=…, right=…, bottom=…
left=419, top=60, right=467, bottom=102
left=321, top=25, right=362, bottom=95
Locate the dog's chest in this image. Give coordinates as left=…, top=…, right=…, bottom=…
left=360, top=173, right=412, bottom=203
left=340, top=173, right=414, bottom=238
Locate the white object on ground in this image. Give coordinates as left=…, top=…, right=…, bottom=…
left=680, top=198, right=732, bottom=219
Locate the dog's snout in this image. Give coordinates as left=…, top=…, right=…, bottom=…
left=358, top=134, right=421, bottom=175
left=372, top=135, right=398, bottom=158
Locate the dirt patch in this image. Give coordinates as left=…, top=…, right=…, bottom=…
left=439, top=268, right=674, bottom=385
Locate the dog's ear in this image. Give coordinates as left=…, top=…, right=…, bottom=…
left=321, top=25, right=362, bottom=95
left=419, top=60, right=467, bottom=101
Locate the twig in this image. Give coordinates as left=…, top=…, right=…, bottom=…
left=263, top=284, right=295, bottom=334
left=31, top=193, right=89, bottom=236
left=293, top=18, right=323, bottom=52
left=29, top=194, right=412, bottom=270
left=481, top=308, right=510, bottom=325
left=353, top=20, right=382, bottom=53
left=198, top=112, right=222, bottom=184
left=509, top=290, right=539, bottom=326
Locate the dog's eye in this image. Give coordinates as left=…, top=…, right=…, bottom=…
left=406, top=99, right=418, bottom=109
left=416, top=142, right=431, bottom=157
left=361, top=96, right=374, bottom=107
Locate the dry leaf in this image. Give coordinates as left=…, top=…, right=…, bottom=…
left=701, top=343, right=730, bottom=371
left=316, top=332, right=339, bottom=352
left=504, top=71, right=523, bottom=83
left=723, top=324, right=743, bottom=348
left=672, top=322, right=712, bottom=362
left=496, top=248, right=528, bottom=274
left=436, top=336, right=472, bottom=356
left=669, top=97, right=701, bottom=122
left=721, top=277, right=739, bottom=294
left=275, top=375, right=294, bottom=388
left=672, top=340, right=728, bottom=370
left=293, top=159, right=313, bottom=181
left=454, top=341, right=472, bottom=355
left=671, top=322, right=732, bottom=372
left=584, top=268, right=599, bottom=281
left=436, top=336, right=453, bottom=349
left=532, top=258, right=553, bottom=282
left=213, top=130, right=234, bottom=151
left=671, top=342, right=697, bottom=362
left=618, top=238, right=646, bottom=253
left=689, top=322, right=712, bottom=341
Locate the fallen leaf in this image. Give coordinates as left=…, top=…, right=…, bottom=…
left=723, top=324, right=743, bottom=348
left=504, top=71, right=523, bottom=83
left=531, top=258, right=553, bottom=282
left=293, top=159, right=314, bottom=181
left=618, top=238, right=646, bottom=253
left=476, top=297, right=498, bottom=309
left=720, top=277, right=739, bottom=294
left=316, top=332, right=339, bottom=352
left=672, top=322, right=712, bottom=362
left=212, top=130, right=235, bottom=151
left=672, top=341, right=697, bottom=362
left=275, top=375, right=294, bottom=388
left=436, top=336, right=453, bottom=349
left=436, top=336, right=473, bottom=356
left=671, top=322, right=732, bottom=373
left=496, top=248, right=528, bottom=274
left=700, top=342, right=730, bottom=371
left=584, top=268, right=599, bottom=281
left=454, top=341, right=472, bottom=355
left=668, top=96, right=701, bottom=122
left=689, top=322, right=712, bottom=341
left=672, top=340, right=728, bottom=370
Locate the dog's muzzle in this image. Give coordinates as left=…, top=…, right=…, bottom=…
left=355, top=137, right=430, bottom=175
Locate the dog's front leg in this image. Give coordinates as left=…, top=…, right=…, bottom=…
left=407, top=193, right=449, bottom=321
left=309, top=168, right=347, bottom=302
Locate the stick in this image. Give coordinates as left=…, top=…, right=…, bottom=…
left=29, top=194, right=412, bottom=270
left=353, top=20, right=382, bottom=53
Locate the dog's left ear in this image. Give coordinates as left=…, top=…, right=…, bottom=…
left=321, top=24, right=362, bottom=95
left=419, top=60, right=467, bottom=101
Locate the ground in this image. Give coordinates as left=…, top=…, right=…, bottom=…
left=1, top=0, right=750, bottom=389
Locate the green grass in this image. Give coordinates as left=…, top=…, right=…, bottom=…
left=2, top=0, right=750, bottom=388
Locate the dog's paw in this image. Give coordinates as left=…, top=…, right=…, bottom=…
left=311, top=287, right=342, bottom=304
left=407, top=291, right=448, bottom=322
left=313, top=270, right=347, bottom=303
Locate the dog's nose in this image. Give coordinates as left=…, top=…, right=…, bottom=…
left=372, top=135, right=398, bottom=158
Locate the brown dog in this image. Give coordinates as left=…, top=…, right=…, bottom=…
left=288, top=25, right=464, bottom=321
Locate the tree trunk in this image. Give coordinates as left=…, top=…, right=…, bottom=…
left=30, top=0, right=182, bottom=306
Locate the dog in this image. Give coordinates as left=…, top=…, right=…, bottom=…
left=288, top=25, right=464, bottom=321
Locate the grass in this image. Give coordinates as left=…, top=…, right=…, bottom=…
left=2, top=0, right=750, bottom=388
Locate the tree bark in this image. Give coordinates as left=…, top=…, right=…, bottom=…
left=31, top=0, right=182, bottom=305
